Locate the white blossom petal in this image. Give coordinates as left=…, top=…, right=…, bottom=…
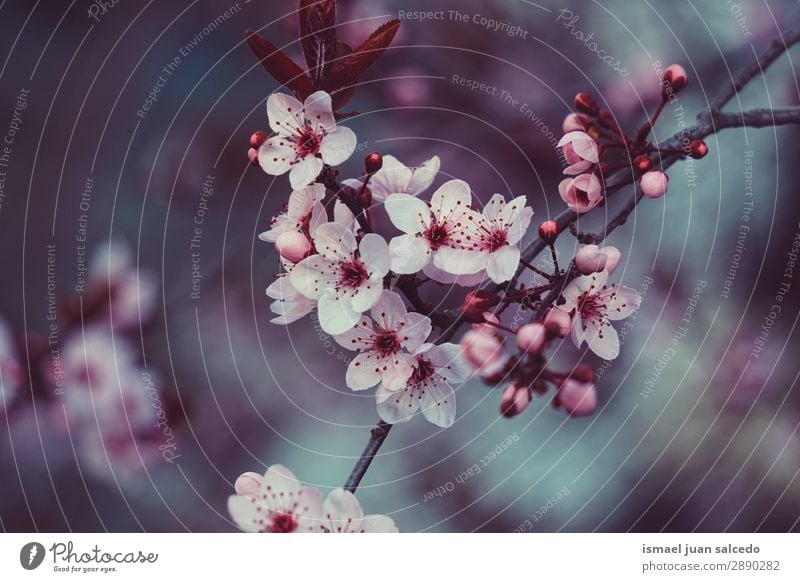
left=385, top=194, right=431, bottom=234
left=318, top=292, right=360, bottom=334
left=289, top=156, right=324, bottom=190
left=319, top=127, right=357, bottom=166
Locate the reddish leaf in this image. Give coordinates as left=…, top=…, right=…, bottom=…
left=299, top=0, right=337, bottom=87
left=325, top=19, right=400, bottom=90
left=245, top=29, right=313, bottom=99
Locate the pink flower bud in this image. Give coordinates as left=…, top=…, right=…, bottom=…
left=461, top=328, right=506, bottom=372
left=364, top=152, right=383, bottom=174
left=234, top=471, right=263, bottom=496
left=275, top=231, right=312, bottom=263
left=639, top=170, right=669, bottom=198
left=538, top=220, right=559, bottom=244
left=574, top=92, right=598, bottom=116
left=248, top=147, right=259, bottom=165
left=688, top=139, right=708, bottom=159
left=250, top=131, right=268, bottom=149
left=559, top=174, right=603, bottom=214
left=603, top=246, right=621, bottom=273
left=544, top=307, right=571, bottom=338
left=575, top=244, right=608, bottom=275
left=557, top=131, right=599, bottom=175
left=558, top=379, right=597, bottom=416
left=500, top=383, right=532, bottom=418
left=562, top=113, right=593, bottom=133
left=662, top=64, right=688, bottom=99
left=516, top=323, right=546, bottom=354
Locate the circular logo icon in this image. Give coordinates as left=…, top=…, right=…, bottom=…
left=19, top=542, right=45, bottom=570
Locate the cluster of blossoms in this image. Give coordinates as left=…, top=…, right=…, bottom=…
left=250, top=83, right=652, bottom=428
left=558, top=64, right=706, bottom=207
left=39, top=242, right=168, bottom=480
left=229, top=464, right=397, bottom=532
left=237, top=1, right=714, bottom=531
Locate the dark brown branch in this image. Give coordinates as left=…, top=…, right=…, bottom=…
left=710, top=22, right=800, bottom=112
left=344, top=421, right=392, bottom=492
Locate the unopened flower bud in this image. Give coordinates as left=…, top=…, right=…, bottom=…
left=575, top=244, right=608, bottom=275
left=275, top=231, right=312, bottom=263
left=250, top=131, right=268, bottom=149
left=234, top=471, right=263, bottom=496
left=662, top=64, right=688, bottom=100
left=365, top=152, right=383, bottom=174
left=500, top=383, right=532, bottom=418
left=538, top=220, right=558, bottom=244
left=248, top=147, right=259, bottom=166
left=603, top=246, right=621, bottom=274
left=633, top=154, right=652, bottom=173
left=544, top=308, right=571, bottom=338
left=558, top=378, right=597, bottom=416
left=574, top=92, right=598, bottom=115
left=461, top=290, right=500, bottom=324
left=517, top=323, right=546, bottom=354
left=562, top=113, right=593, bottom=133
left=640, top=170, right=669, bottom=198
left=461, top=328, right=506, bottom=372
left=688, top=139, right=708, bottom=159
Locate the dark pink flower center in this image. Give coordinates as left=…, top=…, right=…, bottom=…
left=425, top=222, right=451, bottom=250
left=340, top=260, right=368, bottom=288
left=480, top=224, right=508, bottom=252
left=270, top=512, right=298, bottom=533
left=374, top=331, right=400, bottom=357
left=411, top=358, right=436, bottom=385
left=295, top=128, right=321, bottom=158
left=577, top=292, right=604, bottom=319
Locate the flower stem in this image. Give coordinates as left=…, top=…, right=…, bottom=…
left=344, top=420, right=392, bottom=493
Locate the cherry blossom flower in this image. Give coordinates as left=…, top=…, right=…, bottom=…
left=560, top=270, right=641, bottom=359
left=258, top=183, right=326, bottom=243
left=557, top=131, right=599, bottom=175
left=558, top=174, right=603, bottom=214
left=0, top=318, right=21, bottom=413
left=348, top=155, right=440, bottom=202
left=334, top=290, right=432, bottom=391
left=228, top=465, right=397, bottom=533
left=266, top=268, right=316, bottom=325
left=290, top=223, right=390, bottom=334
left=317, top=488, right=398, bottom=533
left=472, top=194, right=533, bottom=283
left=384, top=179, right=483, bottom=277
left=89, top=240, right=157, bottom=331
left=228, top=464, right=325, bottom=533
left=258, top=91, right=357, bottom=189
left=375, top=342, right=470, bottom=427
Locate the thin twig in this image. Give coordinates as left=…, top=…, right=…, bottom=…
left=344, top=421, right=392, bottom=492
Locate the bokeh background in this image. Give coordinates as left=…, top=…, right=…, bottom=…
left=1, top=0, right=799, bottom=532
